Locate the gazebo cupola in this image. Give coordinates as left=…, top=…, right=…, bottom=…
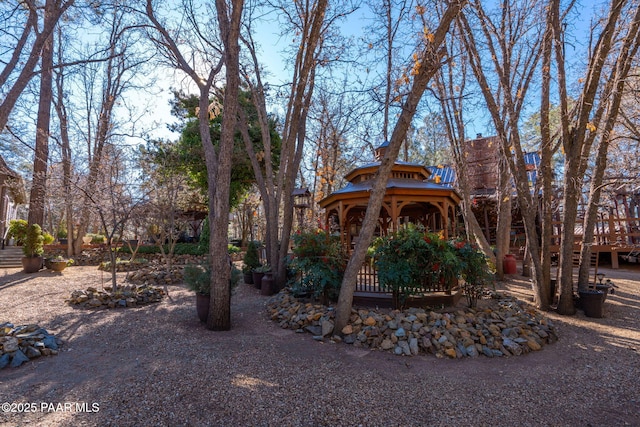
left=319, top=141, right=461, bottom=251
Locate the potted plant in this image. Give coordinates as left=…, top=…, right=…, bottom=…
left=242, top=241, right=260, bottom=284
left=57, top=227, right=68, bottom=245
left=6, top=219, right=28, bottom=246
left=21, top=224, right=45, bottom=273
left=45, top=255, right=74, bottom=272
left=252, top=264, right=271, bottom=290
left=184, top=262, right=241, bottom=322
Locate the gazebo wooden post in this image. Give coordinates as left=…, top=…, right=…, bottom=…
left=391, top=196, right=399, bottom=233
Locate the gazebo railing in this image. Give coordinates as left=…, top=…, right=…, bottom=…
left=355, top=257, right=455, bottom=294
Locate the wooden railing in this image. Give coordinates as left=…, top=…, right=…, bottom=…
left=355, top=257, right=455, bottom=294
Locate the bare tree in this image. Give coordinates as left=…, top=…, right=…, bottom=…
left=552, top=0, right=640, bottom=314
left=433, top=20, right=494, bottom=264
left=457, top=0, right=549, bottom=306
left=238, top=0, right=350, bottom=287
left=0, top=0, right=75, bottom=133
left=334, top=0, right=466, bottom=333
left=574, top=3, right=640, bottom=297
left=144, top=0, right=244, bottom=330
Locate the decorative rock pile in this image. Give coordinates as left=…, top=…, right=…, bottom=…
left=0, top=323, right=62, bottom=368
left=125, top=265, right=184, bottom=287
left=66, top=285, right=165, bottom=309
left=267, top=291, right=558, bottom=358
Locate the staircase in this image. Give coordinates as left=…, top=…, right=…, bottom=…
left=0, top=246, right=23, bottom=268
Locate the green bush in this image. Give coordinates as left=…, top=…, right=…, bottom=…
left=184, top=261, right=241, bottom=295
left=374, top=225, right=432, bottom=304
left=6, top=219, right=28, bottom=245
left=56, top=227, right=68, bottom=239
left=197, top=217, right=210, bottom=254
left=23, top=224, right=44, bottom=257
left=288, top=229, right=346, bottom=302
left=243, top=241, right=260, bottom=273
left=43, top=232, right=55, bottom=245
left=87, top=233, right=106, bottom=244
left=374, top=225, right=492, bottom=308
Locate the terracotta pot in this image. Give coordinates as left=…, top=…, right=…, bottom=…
left=47, top=260, right=67, bottom=272
left=22, top=256, right=43, bottom=274
left=196, top=293, right=209, bottom=323
left=503, top=254, right=517, bottom=275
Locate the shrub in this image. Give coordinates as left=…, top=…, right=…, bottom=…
left=23, top=224, right=44, bottom=257
left=243, top=241, right=261, bottom=273
left=374, top=225, right=432, bottom=305
left=43, top=232, right=55, bottom=245
left=288, top=229, right=346, bottom=302
left=173, top=243, right=206, bottom=256
left=57, top=227, right=68, bottom=239
left=374, top=225, right=492, bottom=308
left=197, top=217, right=210, bottom=254
left=6, top=219, right=28, bottom=245
left=184, top=260, right=241, bottom=295
left=87, top=233, right=106, bottom=244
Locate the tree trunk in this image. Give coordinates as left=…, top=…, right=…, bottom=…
left=0, top=0, right=74, bottom=132
left=495, top=152, right=512, bottom=280
left=28, top=29, right=54, bottom=227
left=334, top=1, right=466, bottom=334
left=206, top=0, right=243, bottom=331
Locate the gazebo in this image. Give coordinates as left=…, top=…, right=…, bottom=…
left=319, top=142, right=462, bottom=252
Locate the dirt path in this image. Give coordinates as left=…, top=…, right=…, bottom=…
left=0, top=264, right=639, bottom=426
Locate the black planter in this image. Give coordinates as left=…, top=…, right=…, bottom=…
left=261, top=273, right=274, bottom=296
left=252, top=271, right=265, bottom=289
left=196, top=293, right=209, bottom=323
left=243, top=271, right=254, bottom=285
left=595, top=284, right=611, bottom=302
left=579, top=290, right=604, bottom=318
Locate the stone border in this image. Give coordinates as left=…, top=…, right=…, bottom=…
left=267, top=290, right=558, bottom=358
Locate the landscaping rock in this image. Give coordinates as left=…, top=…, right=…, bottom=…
left=266, top=289, right=558, bottom=359
left=66, top=285, right=165, bottom=309
left=0, top=323, right=61, bottom=369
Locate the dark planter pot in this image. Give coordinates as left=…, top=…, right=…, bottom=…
left=196, top=293, right=209, bottom=323
left=22, top=256, right=43, bottom=274
left=252, top=271, right=265, bottom=289
left=243, top=271, right=254, bottom=285
left=595, top=284, right=610, bottom=302
left=549, top=279, right=557, bottom=303
left=579, top=290, right=604, bottom=318
left=261, top=273, right=274, bottom=296
left=58, top=238, right=68, bottom=245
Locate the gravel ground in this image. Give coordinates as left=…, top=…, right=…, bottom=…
left=0, top=263, right=639, bottom=427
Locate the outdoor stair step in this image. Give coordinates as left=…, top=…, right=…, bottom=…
left=0, top=247, right=25, bottom=268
